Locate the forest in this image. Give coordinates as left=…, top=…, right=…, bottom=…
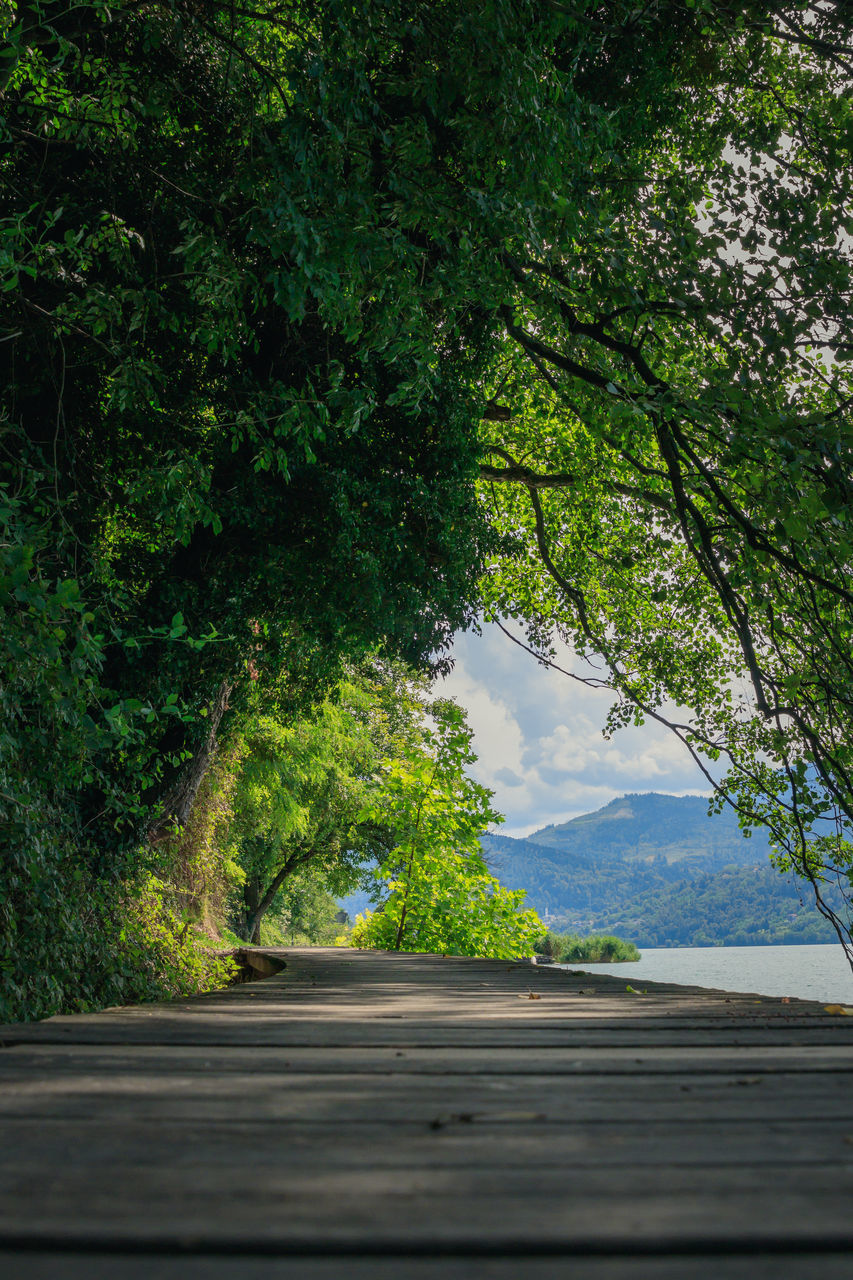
left=483, top=795, right=840, bottom=944
left=3, top=1, right=853, bottom=1021
left=595, top=865, right=837, bottom=947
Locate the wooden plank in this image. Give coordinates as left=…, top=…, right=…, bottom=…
left=10, top=996, right=834, bottom=1023
left=3, top=1171, right=853, bottom=1249
left=6, top=1159, right=853, bottom=1206
left=1, top=1070, right=851, bottom=1124
left=1, top=946, right=852, bottom=1272
left=2, top=1115, right=852, bottom=1170
left=6, top=1006, right=853, bottom=1049
left=2, top=1041, right=852, bottom=1075
left=4, top=1025, right=852, bottom=1048
left=4, top=1253, right=853, bottom=1280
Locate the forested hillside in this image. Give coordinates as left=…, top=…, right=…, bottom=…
left=483, top=794, right=837, bottom=945
left=4, top=2, right=853, bottom=1019
left=599, top=866, right=836, bottom=948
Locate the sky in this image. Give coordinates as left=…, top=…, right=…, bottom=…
left=435, top=622, right=710, bottom=838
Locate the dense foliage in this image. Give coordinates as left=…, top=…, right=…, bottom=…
left=352, top=699, right=542, bottom=959
left=594, top=865, right=838, bottom=949
left=4, top=1, right=853, bottom=1015
left=1, top=0, right=497, bottom=1016
left=475, top=3, right=853, bottom=956
left=99, top=660, right=543, bottom=958
left=223, top=660, right=436, bottom=943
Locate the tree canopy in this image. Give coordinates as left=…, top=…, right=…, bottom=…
left=353, top=698, right=542, bottom=960
left=476, top=2, right=853, bottom=956
left=228, top=660, right=430, bottom=943
left=3, top=0, right=853, bottom=1015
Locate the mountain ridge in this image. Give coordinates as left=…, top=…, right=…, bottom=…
left=482, top=791, right=835, bottom=946
left=526, top=791, right=772, bottom=863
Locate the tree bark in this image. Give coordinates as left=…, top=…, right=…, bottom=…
left=147, top=679, right=232, bottom=844
left=242, top=852, right=303, bottom=943
left=243, top=874, right=263, bottom=944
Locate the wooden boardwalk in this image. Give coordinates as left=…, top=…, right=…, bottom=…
left=1, top=947, right=853, bottom=1278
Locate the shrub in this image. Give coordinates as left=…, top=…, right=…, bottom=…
left=561, top=934, right=641, bottom=963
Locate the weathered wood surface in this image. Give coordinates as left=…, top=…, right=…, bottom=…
left=1, top=946, right=852, bottom=1278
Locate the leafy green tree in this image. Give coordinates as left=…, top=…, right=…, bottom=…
left=2, top=0, right=495, bottom=829
left=5, top=0, right=853, bottom=1015
left=230, top=689, right=369, bottom=943
left=254, top=869, right=346, bottom=948
left=1, top=0, right=501, bottom=1014
left=471, top=3, right=853, bottom=962
left=354, top=700, right=541, bottom=959
left=225, top=661, right=428, bottom=942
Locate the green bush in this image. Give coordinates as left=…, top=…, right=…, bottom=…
left=563, top=934, right=641, bottom=964
left=536, top=930, right=640, bottom=964
left=0, top=863, right=237, bottom=1025
left=535, top=929, right=566, bottom=961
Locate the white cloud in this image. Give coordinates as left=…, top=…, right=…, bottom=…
left=436, top=621, right=710, bottom=836
left=538, top=722, right=598, bottom=774
left=438, top=660, right=527, bottom=778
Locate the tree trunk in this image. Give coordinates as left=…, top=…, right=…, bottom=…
left=242, top=853, right=304, bottom=945
left=242, top=874, right=262, bottom=943
left=147, top=680, right=232, bottom=844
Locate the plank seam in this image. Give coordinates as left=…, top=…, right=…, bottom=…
left=2, top=1236, right=853, bottom=1260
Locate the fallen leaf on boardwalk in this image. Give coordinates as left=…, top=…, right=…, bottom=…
left=429, top=1112, right=475, bottom=1130
left=825, top=1004, right=853, bottom=1015
left=517, top=990, right=542, bottom=1000
left=430, top=1110, right=545, bottom=1129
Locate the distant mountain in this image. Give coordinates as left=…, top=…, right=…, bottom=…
left=483, top=792, right=836, bottom=946
left=528, top=792, right=771, bottom=866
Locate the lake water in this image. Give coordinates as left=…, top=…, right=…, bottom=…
left=558, top=943, right=853, bottom=1004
